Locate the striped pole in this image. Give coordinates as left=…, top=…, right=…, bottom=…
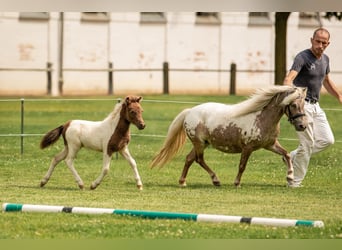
left=2, top=203, right=324, bottom=228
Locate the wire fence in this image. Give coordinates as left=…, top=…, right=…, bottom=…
left=1, top=98, right=342, bottom=155
left=2, top=62, right=342, bottom=95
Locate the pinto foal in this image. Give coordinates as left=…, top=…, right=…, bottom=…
left=40, top=95, right=145, bottom=190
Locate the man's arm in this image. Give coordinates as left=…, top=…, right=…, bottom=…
left=283, top=70, right=298, bottom=86
left=323, top=74, right=342, bottom=104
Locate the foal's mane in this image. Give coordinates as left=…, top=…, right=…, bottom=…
left=230, top=85, right=294, bottom=118
left=104, top=101, right=123, bottom=122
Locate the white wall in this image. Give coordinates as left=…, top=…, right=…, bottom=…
left=0, top=12, right=341, bottom=96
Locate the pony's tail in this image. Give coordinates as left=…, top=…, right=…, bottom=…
left=150, top=109, right=189, bottom=168
left=40, top=125, right=64, bottom=149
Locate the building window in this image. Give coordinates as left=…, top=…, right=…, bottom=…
left=140, top=12, right=166, bottom=24
left=195, top=12, right=221, bottom=25
left=19, top=12, right=50, bottom=21
left=248, top=12, right=272, bottom=26
left=81, top=12, right=110, bottom=22
left=298, top=12, right=322, bottom=27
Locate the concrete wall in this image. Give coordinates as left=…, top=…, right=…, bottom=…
left=0, top=12, right=341, bottom=96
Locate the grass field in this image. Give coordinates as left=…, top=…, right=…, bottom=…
left=0, top=94, right=341, bottom=239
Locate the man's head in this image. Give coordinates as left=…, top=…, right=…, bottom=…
left=310, top=28, right=330, bottom=58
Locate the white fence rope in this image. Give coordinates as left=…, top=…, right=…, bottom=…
left=1, top=98, right=342, bottom=154
left=1, top=97, right=341, bottom=108
left=1, top=133, right=342, bottom=144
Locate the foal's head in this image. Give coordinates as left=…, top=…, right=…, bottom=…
left=282, top=87, right=307, bottom=131
left=123, top=95, right=146, bottom=130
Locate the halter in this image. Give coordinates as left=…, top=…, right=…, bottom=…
left=285, top=105, right=306, bottom=123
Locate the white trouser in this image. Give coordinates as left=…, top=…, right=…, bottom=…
left=290, top=102, right=335, bottom=186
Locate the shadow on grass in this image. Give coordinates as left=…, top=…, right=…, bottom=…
left=9, top=184, right=81, bottom=191
left=138, top=181, right=287, bottom=190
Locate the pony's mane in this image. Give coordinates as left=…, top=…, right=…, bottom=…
left=230, top=85, right=294, bottom=118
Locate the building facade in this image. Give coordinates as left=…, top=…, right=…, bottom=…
left=0, top=12, right=341, bottom=96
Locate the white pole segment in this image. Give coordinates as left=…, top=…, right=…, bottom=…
left=197, top=214, right=242, bottom=223
left=22, top=204, right=64, bottom=213
left=72, top=207, right=114, bottom=214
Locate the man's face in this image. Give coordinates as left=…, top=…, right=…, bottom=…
left=310, top=31, right=330, bottom=58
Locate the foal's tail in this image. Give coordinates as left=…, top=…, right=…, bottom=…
left=40, top=125, right=65, bottom=149
left=150, top=109, right=189, bottom=168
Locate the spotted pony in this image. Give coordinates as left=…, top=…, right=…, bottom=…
left=151, top=86, right=307, bottom=187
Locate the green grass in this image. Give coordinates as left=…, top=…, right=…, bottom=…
left=0, top=94, right=341, bottom=239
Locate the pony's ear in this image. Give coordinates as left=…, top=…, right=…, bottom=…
left=125, top=96, right=131, bottom=104
left=301, top=87, right=307, bottom=95
left=293, top=86, right=307, bottom=97
left=294, top=86, right=307, bottom=91
left=281, top=87, right=299, bottom=106
left=125, top=95, right=142, bottom=104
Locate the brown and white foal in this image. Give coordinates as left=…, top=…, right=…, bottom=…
left=40, top=95, right=145, bottom=190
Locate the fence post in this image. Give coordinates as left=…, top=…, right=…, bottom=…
left=115, top=98, right=121, bottom=160
left=20, top=98, right=24, bottom=155
left=108, top=62, right=113, bottom=95
left=163, top=62, right=169, bottom=94
left=230, top=63, right=236, bottom=95
left=47, top=62, right=52, bottom=95
left=58, top=12, right=64, bottom=95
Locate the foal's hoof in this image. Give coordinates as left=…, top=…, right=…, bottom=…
left=137, top=185, right=143, bottom=190
left=78, top=184, right=85, bottom=190
left=90, top=181, right=99, bottom=190
left=40, top=181, right=46, bottom=187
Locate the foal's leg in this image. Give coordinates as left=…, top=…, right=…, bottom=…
left=265, top=140, right=294, bottom=185
left=119, top=146, right=143, bottom=190
left=234, top=149, right=252, bottom=187
left=90, top=153, right=112, bottom=190
left=40, top=147, right=68, bottom=187
left=64, top=146, right=84, bottom=189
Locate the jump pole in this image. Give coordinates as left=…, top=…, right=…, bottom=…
left=2, top=203, right=324, bottom=228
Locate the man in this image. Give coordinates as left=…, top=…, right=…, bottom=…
left=283, top=27, right=342, bottom=187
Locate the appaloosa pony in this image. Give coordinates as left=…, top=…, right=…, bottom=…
left=40, top=95, right=145, bottom=190
left=151, top=86, right=307, bottom=187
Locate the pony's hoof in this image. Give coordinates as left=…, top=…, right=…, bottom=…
left=234, top=181, right=241, bottom=187
left=179, top=180, right=187, bottom=187
left=137, top=185, right=143, bottom=190
left=79, top=184, right=85, bottom=190
left=287, top=178, right=294, bottom=186
left=213, top=181, right=221, bottom=186
left=286, top=176, right=294, bottom=182
left=40, top=181, right=46, bottom=187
